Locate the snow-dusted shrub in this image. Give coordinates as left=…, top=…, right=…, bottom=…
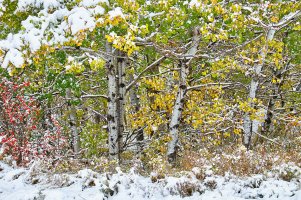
left=46, top=174, right=73, bottom=187
left=203, top=177, right=217, bottom=190
left=191, top=167, right=206, bottom=180
left=0, top=79, right=67, bottom=165
left=176, top=181, right=201, bottom=197
left=150, top=172, right=165, bottom=183
left=271, top=163, right=301, bottom=181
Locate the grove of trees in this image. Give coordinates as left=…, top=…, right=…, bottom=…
left=0, top=0, right=300, bottom=168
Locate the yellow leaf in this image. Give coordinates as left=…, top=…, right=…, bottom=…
left=271, top=16, right=279, bottom=23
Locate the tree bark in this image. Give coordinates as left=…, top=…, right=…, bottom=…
left=262, top=59, right=288, bottom=134
left=116, top=51, right=126, bottom=156
left=167, top=29, right=200, bottom=165
left=129, top=74, right=144, bottom=153
left=243, top=29, right=276, bottom=149
left=106, top=43, right=127, bottom=161
left=66, top=88, right=80, bottom=156
left=167, top=60, right=189, bottom=164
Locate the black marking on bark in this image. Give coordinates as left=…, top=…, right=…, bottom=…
left=179, top=84, right=187, bottom=89
left=172, top=124, right=179, bottom=129
left=107, top=115, right=114, bottom=121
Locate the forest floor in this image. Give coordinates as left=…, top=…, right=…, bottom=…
left=0, top=158, right=301, bottom=200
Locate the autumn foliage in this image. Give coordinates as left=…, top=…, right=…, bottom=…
left=0, top=79, right=67, bottom=165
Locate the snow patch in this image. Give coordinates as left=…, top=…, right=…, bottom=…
left=189, top=0, right=201, bottom=8
left=1, top=49, right=24, bottom=69
left=108, top=7, right=125, bottom=20
left=0, top=161, right=301, bottom=200
left=68, top=7, right=96, bottom=34
left=18, top=0, right=62, bottom=11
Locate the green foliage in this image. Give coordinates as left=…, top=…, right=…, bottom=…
left=81, top=122, right=108, bottom=158
left=0, top=0, right=29, bottom=38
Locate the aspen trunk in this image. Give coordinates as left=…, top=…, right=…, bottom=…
left=167, top=60, right=189, bottom=164
left=129, top=74, right=144, bottom=153
left=167, top=29, right=199, bottom=164
left=262, top=62, right=287, bottom=134
left=242, top=8, right=300, bottom=148
left=243, top=29, right=276, bottom=149
left=116, top=51, right=126, bottom=156
left=262, top=95, right=275, bottom=134
left=106, top=43, right=127, bottom=161
left=106, top=43, right=119, bottom=161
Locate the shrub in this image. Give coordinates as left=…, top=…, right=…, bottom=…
left=176, top=181, right=200, bottom=197
left=0, top=79, right=67, bottom=165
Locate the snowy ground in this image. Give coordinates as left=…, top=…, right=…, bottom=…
left=0, top=161, right=301, bottom=200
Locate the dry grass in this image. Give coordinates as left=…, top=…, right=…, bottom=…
left=177, top=143, right=301, bottom=177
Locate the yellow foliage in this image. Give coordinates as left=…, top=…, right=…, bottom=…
left=293, top=23, right=301, bottom=31
left=233, top=128, right=241, bottom=135
left=90, top=58, right=105, bottom=71
left=105, top=32, right=139, bottom=55
left=238, top=100, right=256, bottom=113
left=271, top=16, right=279, bottom=23
left=66, top=62, right=85, bottom=74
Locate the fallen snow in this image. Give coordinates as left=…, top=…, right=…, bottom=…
left=0, top=161, right=300, bottom=200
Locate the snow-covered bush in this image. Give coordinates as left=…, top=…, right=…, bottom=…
left=0, top=79, right=67, bottom=165
left=270, top=163, right=301, bottom=182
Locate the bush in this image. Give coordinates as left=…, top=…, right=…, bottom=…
left=0, top=79, right=67, bottom=165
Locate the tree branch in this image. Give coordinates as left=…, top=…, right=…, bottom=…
left=81, top=94, right=108, bottom=99
left=187, top=82, right=233, bottom=91
left=125, top=56, right=166, bottom=93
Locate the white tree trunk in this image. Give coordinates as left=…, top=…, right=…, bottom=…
left=167, top=61, right=189, bottom=164
left=167, top=29, right=200, bottom=164
left=106, top=43, right=127, bottom=161
left=106, top=43, right=119, bottom=161
left=116, top=51, right=126, bottom=155
left=243, top=29, right=276, bottom=149
left=242, top=8, right=301, bottom=148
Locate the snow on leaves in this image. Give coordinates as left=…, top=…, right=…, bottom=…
left=0, top=0, right=113, bottom=70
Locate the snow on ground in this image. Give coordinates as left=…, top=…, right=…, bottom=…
left=0, top=161, right=301, bottom=200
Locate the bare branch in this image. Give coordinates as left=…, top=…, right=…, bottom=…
left=273, top=10, right=301, bottom=29
left=56, top=46, right=127, bottom=60
left=81, top=94, right=108, bottom=99
left=126, top=56, right=166, bottom=93
left=187, top=82, right=233, bottom=91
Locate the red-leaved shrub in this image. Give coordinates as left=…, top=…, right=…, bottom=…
left=0, top=79, right=67, bottom=165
